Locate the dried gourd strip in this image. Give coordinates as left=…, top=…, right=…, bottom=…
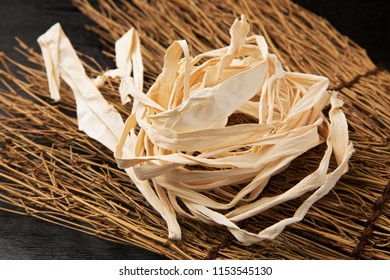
left=93, top=28, right=143, bottom=106
left=38, top=23, right=181, bottom=240
left=39, top=15, right=353, bottom=245
left=37, top=23, right=125, bottom=152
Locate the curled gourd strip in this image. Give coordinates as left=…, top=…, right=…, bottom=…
left=38, top=16, right=353, bottom=245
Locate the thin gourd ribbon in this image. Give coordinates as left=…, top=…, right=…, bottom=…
left=38, top=16, right=353, bottom=245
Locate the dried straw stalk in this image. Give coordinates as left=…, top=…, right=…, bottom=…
left=1, top=0, right=389, bottom=259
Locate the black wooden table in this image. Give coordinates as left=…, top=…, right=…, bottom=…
left=0, top=0, right=388, bottom=259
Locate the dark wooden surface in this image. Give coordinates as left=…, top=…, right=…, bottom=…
left=295, top=0, right=389, bottom=69
left=0, top=0, right=388, bottom=260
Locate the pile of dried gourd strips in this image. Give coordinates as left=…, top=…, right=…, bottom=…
left=37, top=16, right=354, bottom=245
